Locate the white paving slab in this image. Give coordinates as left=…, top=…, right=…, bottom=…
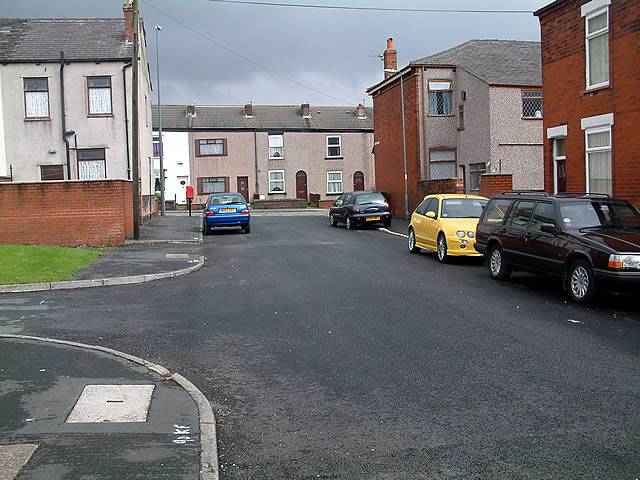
left=0, top=444, right=38, bottom=480
left=66, top=384, right=155, bottom=423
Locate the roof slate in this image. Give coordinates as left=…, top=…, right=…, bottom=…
left=153, top=105, right=373, bottom=131
left=411, top=40, right=541, bottom=86
left=0, top=18, right=131, bottom=62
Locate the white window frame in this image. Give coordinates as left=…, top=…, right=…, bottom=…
left=584, top=125, right=611, bottom=194
left=326, top=171, right=343, bottom=194
left=552, top=137, right=567, bottom=194
left=268, top=169, right=286, bottom=194
left=585, top=6, right=609, bottom=90
left=326, top=136, right=342, bottom=158
left=268, top=134, right=284, bottom=159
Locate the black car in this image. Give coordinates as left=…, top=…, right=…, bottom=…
left=329, top=192, right=391, bottom=229
left=475, top=192, right=640, bottom=303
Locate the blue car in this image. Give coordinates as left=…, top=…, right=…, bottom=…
left=202, top=192, right=251, bottom=235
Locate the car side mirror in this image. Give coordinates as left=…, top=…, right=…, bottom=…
left=425, top=211, right=436, bottom=219
left=540, top=223, right=559, bottom=235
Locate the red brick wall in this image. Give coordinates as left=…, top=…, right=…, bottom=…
left=479, top=174, right=513, bottom=198
left=371, top=69, right=422, bottom=217
left=418, top=178, right=464, bottom=195
left=0, top=180, right=133, bottom=247
left=538, top=0, right=640, bottom=206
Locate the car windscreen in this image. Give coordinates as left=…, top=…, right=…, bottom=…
left=441, top=199, right=487, bottom=218
left=559, top=201, right=640, bottom=230
left=209, top=195, right=245, bottom=206
left=355, top=193, right=386, bottom=205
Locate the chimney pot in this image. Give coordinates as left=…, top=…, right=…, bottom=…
left=123, top=2, right=134, bottom=43
left=301, top=102, right=311, bottom=118
left=356, top=103, right=366, bottom=119
left=383, top=37, right=398, bottom=79
left=244, top=102, right=253, bottom=117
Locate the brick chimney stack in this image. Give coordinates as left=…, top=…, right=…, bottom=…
left=186, top=103, right=196, bottom=128
left=123, top=2, right=134, bottom=43
left=383, top=37, right=397, bottom=79
left=244, top=102, right=253, bottom=118
left=356, top=103, right=366, bottom=119
left=301, top=103, right=311, bottom=118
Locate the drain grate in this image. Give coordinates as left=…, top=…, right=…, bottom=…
left=66, top=384, right=155, bottom=423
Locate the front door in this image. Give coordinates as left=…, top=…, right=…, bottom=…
left=555, top=159, right=567, bottom=193
left=296, top=171, right=308, bottom=200
left=353, top=171, right=364, bottom=191
left=237, top=176, right=249, bottom=202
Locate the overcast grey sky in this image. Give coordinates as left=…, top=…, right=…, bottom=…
left=5, top=0, right=550, bottom=106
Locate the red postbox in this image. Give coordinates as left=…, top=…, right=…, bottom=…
left=185, top=185, right=194, bottom=200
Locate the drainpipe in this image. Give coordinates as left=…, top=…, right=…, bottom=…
left=400, top=73, right=409, bottom=218
left=60, top=51, right=71, bottom=179
left=122, top=62, right=132, bottom=179
left=253, top=130, right=259, bottom=199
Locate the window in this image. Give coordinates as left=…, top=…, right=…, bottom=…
left=153, top=136, right=161, bottom=157
left=197, top=139, right=226, bottom=156
left=424, top=198, right=439, bottom=216
left=553, top=137, right=567, bottom=194
left=326, top=136, right=342, bottom=158
left=483, top=199, right=512, bottom=225
left=77, top=149, right=106, bottom=180
left=327, top=171, right=343, bottom=194
left=441, top=198, right=487, bottom=219
left=469, top=163, right=486, bottom=191
left=428, top=80, right=452, bottom=116
left=269, top=170, right=285, bottom=193
left=585, top=8, right=609, bottom=88
left=458, top=104, right=465, bottom=130
left=24, top=78, right=49, bottom=119
left=40, top=165, right=64, bottom=181
left=522, top=91, right=543, bottom=118
left=529, top=202, right=557, bottom=231
left=269, top=135, right=284, bottom=159
left=429, top=149, right=456, bottom=180
left=87, top=76, right=112, bottom=115
left=415, top=199, right=431, bottom=215
left=585, top=127, right=612, bottom=195
left=507, top=201, right=536, bottom=228
left=200, top=177, right=227, bottom=194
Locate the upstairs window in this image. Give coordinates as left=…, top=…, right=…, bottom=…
left=428, top=81, right=452, bottom=116
left=269, top=135, right=284, bottom=159
left=24, top=78, right=49, bottom=119
left=87, top=76, right=112, bottom=115
left=585, top=7, right=609, bottom=89
left=197, top=138, right=226, bottom=156
left=522, top=91, right=543, bottom=118
left=326, top=136, right=342, bottom=158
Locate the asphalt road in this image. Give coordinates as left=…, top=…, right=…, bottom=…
left=2, top=215, right=640, bottom=479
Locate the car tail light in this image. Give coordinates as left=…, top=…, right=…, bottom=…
left=206, top=211, right=216, bottom=216
left=384, top=203, right=391, bottom=211
left=240, top=209, right=250, bottom=214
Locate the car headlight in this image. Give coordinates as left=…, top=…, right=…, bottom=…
left=467, top=231, right=475, bottom=238
left=608, top=254, right=640, bottom=270
left=456, top=231, right=466, bottom=238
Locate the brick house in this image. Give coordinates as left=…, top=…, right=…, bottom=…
left=367, top=38, right=544, bottom=216
left=535, top=0, right=639, bottom=206
left=152, top=103, right=374, bottom=207
left=0, top=3, right=156, bottom=216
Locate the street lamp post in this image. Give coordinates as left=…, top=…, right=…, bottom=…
left=154, top=25, right=165, bottom=216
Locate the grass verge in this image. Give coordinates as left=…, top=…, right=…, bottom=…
left=0, top=245, right=101, bottom=285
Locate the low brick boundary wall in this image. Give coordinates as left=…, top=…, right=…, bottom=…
left=252, top=198, right=307, bottom=209
left=0, top=180, right=133, bottom=246
left=479, top=173, right=513, bottom=198
left=418, top=178, right=464, bottom=195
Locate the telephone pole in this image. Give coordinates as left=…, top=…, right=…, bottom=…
left=131, top=0, right=141, bottom=238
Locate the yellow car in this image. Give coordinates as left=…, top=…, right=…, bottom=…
left=408, top=194, right=489, bottom=263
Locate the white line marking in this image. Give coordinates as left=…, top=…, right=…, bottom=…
left=378, top=228, right=408, bottom=238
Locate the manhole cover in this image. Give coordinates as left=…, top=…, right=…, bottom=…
left=66, top=385, right=155, bottom=423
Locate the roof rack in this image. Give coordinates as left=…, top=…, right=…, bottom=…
left=500, top=190, right=550, bottom=196
left=554, top=192, right=610, bottom=198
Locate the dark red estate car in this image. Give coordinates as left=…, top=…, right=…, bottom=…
left=475, top=192, right=640, bottom=303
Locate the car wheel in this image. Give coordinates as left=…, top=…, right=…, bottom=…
left=329, top=214, right=337, bottom=227
left=242, top=224, right=251, bottom=234
left=437, top=234, right=449, bottom=264
left=568, top=259, right=595, bottom=304
left=488, top=245, right=511, bottom=280
left=408, top=228, right=421, bottom=254
left=346, top=216, right=355, bottom=230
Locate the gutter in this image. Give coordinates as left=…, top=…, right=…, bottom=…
left=122, top=62, right=132, bottom=179
left=59, top=51, right=71, bottom=180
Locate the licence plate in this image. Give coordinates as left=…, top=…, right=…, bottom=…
left=220, top=208, right=236, bottom=213
left=366, top=216, right=381, bottom=222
